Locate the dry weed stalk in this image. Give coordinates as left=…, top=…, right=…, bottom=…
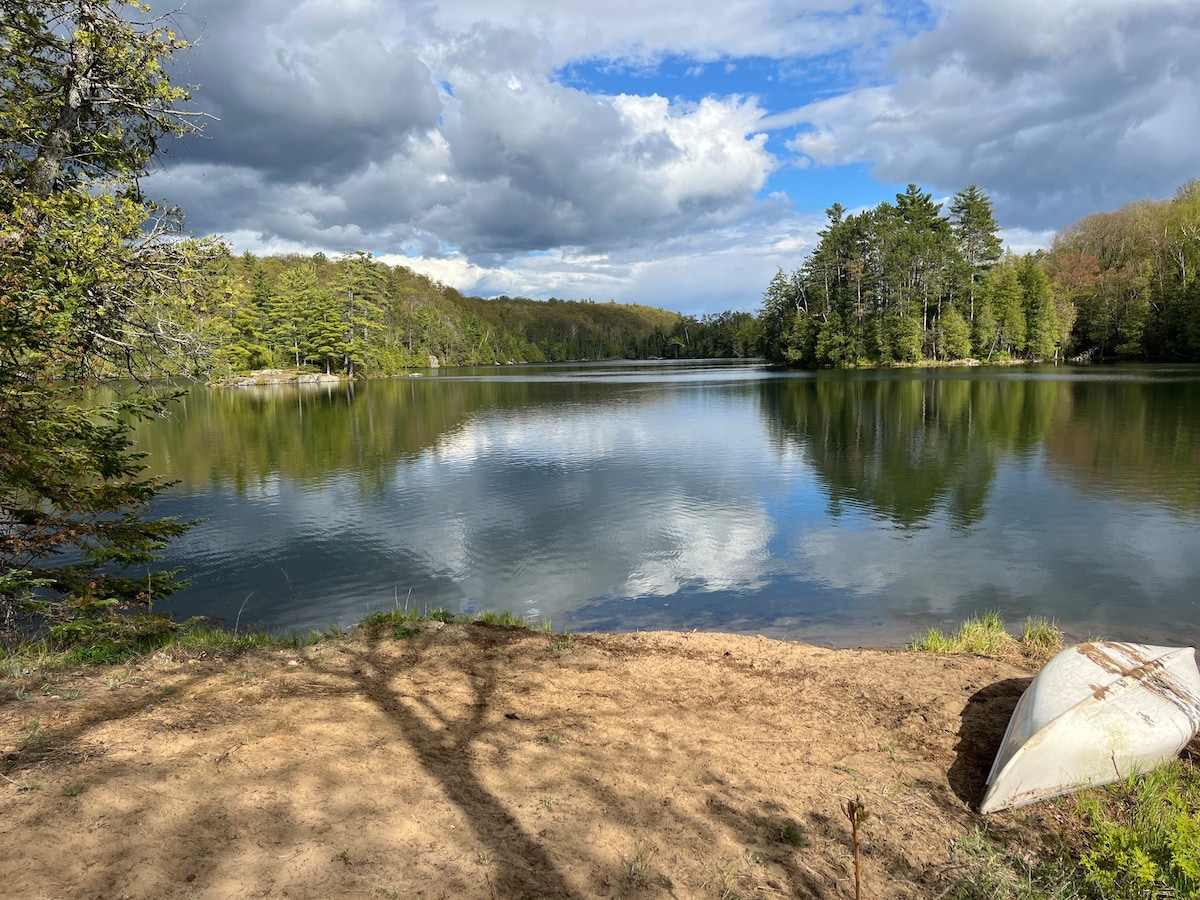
left=845, top=795, right=867, bottom=900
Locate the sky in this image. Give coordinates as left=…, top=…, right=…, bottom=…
left=152, top=0, right=1200, bottom=318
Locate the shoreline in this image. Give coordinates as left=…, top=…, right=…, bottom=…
left=2, top=622, right=1049, bottom=898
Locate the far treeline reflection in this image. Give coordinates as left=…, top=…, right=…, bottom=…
left=130, top=367, right=1199, bottom=526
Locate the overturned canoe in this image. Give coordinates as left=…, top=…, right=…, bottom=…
left=980, top=642, right=1200, bottom=814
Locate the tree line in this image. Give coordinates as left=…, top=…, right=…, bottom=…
left=163, top=249, right=762, bottom=382
left=760, top=181, right=1200, bottom=367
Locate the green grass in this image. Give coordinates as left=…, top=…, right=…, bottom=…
left=779, top=819, right=808, bottom=849
left=0, top=603, right=565, bottom=678
left=1073, top=760, right=1200, bottom=898
left=909, top=612, right=1062, bottom=662
left=944, top=764, right=1200, bottom=900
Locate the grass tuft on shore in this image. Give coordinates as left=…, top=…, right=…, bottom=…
left=909, top=612, right=1063, bottom=663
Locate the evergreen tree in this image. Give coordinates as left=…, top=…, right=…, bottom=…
left=1, top=0, right=210, bottom=632
left=936, top=304, right=972, bottom=360
left=983, top=261, right=1027, bottom=358
left=1019, top=257, right=1060, bottom=361
left=950, top=185, right=1003, bottom=323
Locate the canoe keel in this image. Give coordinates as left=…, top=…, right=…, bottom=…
left=979, top=642, right=1200, bottom=814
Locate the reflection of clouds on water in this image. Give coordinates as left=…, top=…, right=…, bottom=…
left=787, top=463, right=1200, bottom=642
left=395, top=398, right=780, bottom=622
left=154, top=369, right=1200, bottom=646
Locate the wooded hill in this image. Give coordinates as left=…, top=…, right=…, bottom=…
left=760, top=181, right=1200, bottom=367
left=171, top=250, right=761, bottom=381
left=165, top=181, right=1199, bottom=381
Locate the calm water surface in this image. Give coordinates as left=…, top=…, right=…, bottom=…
left=136, top=361, right=1200, bottom=647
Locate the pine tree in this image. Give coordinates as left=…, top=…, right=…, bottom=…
left=1, top=1, right=211, bottom=634
left=950, top=185, right=1003, bottom=323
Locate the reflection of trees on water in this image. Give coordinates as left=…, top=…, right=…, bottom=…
left=127, top=377, right=659, bottom=492
left=763, top=368, right=1200, bottom=527
left=761, top=373, right=1062, bottom=529
left=1043, top=375, right=1200, bottom=513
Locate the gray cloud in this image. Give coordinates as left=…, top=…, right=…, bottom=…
left=788, top=0, right=1200, bottom=229
left=150, top=0, right=1200, bottom=313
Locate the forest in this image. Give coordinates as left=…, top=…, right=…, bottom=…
left=167, top=249, right=761, bottom=382
left=760, top=181, right=1200, bottom=367
left=164, top=180, right=1200, bottom=382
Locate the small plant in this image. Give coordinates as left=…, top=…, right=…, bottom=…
left=476, top=610, right=525, bottom=627
left=476, top=850, right=494, bottom=865
left=910, top=611, right=1013, bottom=656
left=331, top=849, right=351, bottom=865
left=17, top=781, right=40, bottom=792
left=1075, top=760, right=1200, bottom=898
left=392, top=625, right=419, bottom=640
left=539, top=732, right=561, bottom=745
left=1020, top=616, right=1063, bottom=661
left=624, top=839, right=656, bottom=888
left=779, top=818, right=808, bottom=848
left=62, top=782, right=84, bottom=797
left=60, top=688, right=83, bottom=700
left=546, top=632, right=574, bottom=652
left=701, top=860, right=743, bottom=898
left=541, top=794, right=556, bottom=810
left=20, top=718, right=44, bottom=750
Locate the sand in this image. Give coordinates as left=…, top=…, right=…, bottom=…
left=1, top=623, right=1066, bottom=898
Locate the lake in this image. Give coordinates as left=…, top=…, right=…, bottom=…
left=134, top=360, right=1200, bottom=647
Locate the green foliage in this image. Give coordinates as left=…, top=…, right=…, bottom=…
left=760, top=176, right=1200, bottom=366
left=173, top=251, right=753, bottom=379
left=1047, top=180, right=1200, bottom=360
left=778, top=819, right=808, bottom=848
left=1076, top=762, right=1200, bottom=898
left=909, top=612, right=1012, bottom=656
left=761, top=184, right=1013, bottom=368
left=1, top=1, right=212, bottom=638
left=1019, top=616, right=1063, bottom=662
left=912, top=614, right=1063, bottom=663
left=49, top=614, right=178, bottom=664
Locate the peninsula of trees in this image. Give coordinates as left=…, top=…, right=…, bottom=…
left=760, top=181, right=1200, bottom=367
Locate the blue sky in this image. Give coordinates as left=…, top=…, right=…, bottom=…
left=155, top=0, right=1200, bottom=318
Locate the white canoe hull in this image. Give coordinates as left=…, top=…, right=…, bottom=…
left=980, top=642, right=1200, bottom=814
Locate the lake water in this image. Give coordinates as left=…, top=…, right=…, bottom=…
left=135, top=360, right=1200, bottom=647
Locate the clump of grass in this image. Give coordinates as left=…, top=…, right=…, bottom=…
left=700, top=859, right=743, bottom=898
left=623, top=839, right=656, bottom=888
left=1019, top=616, right=1063, bottom=662
left=910, top=613, right=1062, bottom=662
left=546, top=632, right=574, bottom=652
left=20, top=718, right=44, bottom=750
left=475, top=609, right=525, bottom=627
left=942, top=759, right=1200, bottom=899
left=779, top=818, right=808, bottom=848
